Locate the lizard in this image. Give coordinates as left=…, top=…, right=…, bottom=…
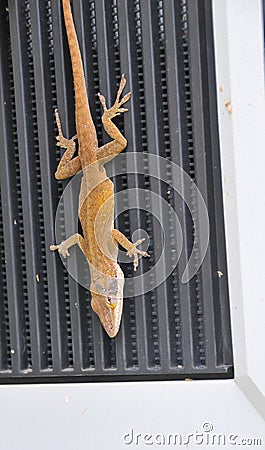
left=50, top=0, right=149, bottom=338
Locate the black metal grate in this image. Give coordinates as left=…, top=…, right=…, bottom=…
left=0, top=0, right=233, bottom=381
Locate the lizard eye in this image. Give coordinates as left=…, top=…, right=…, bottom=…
left=107, top=297, right=116, bottom=309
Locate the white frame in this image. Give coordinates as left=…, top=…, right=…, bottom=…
left=212, top=0, right=265, bottom=416
left=0, top=1, right=265, bottom=449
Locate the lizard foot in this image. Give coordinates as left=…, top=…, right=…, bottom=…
left=50, top=241, right=70, bottom=258
left=126, top=238, right=150, bottom=271
left=98, top=74, right=131, bottom=120
left=55, top=109, right=77, bottom=149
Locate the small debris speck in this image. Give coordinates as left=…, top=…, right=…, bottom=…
left=36, top=274, right=40, bottom=282
left=217, top=270, right=223, bottom=278
left=225, top=100, right=233, bottom=113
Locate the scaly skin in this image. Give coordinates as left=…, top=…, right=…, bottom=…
left=50, top=0, right=149, bottom=338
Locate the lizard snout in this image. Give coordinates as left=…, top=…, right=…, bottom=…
left=91, top=293, right=123, bottom=338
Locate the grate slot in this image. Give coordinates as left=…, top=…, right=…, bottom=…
left=0, top=1, right=32, bottom=372
left=0, top=189, right=11, bottom=371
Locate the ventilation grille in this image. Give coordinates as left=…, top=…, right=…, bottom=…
left=0, top=0, right=233, bottom=381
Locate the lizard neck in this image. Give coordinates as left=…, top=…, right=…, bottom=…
left=62, top=0, right=97, bottom=158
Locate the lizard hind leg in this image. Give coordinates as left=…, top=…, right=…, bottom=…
left=55, top=108, right=77, bottom=152
left=97, top=76, right=131, bottom=161
left=54, top=109, right=81, bottom=179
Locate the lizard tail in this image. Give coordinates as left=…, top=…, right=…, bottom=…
left=61, top=0, right=97, bottom=145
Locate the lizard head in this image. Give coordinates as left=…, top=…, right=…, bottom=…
left=90, top=266, right=124, bottom=338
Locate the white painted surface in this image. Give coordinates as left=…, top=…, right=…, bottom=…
left=0, top=381, right=264, bottom=450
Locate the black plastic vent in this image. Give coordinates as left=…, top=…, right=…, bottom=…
left=0, top=0, right=233, bottom=381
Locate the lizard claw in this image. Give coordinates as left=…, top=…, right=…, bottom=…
left=98, top=93, right=107, bottom=111
left=50, top=242, right=70, bottom=258
left=56, top=133, right=77, bottom=148
left=126, top=238, right=150, bottom=271
left=118, top=91, right=131, bottom=106
left=117, top=107, right=129, bottom=114
left=119, top=73, right=127, bottom=91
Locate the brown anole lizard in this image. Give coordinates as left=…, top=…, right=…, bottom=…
left=50, top=0, right=149, bottom=338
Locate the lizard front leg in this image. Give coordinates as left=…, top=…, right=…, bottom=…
left=97, top=75, right=131, bottom=162
left=112, top=229, right=149, bottom=271
left=54, top=109, right=81, bottom=179
left=50, top=233, right=85, bottom=258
